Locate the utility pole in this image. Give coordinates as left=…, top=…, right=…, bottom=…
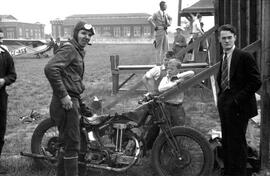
left=178, top=0, right=182, bottom=26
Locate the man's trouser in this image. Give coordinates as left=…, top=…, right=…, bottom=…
left=50, top=95, right=87, bottom=176
left=218, top=90, right=248, bottom=176
left=0, top=92, right=8, bottom=156
left=155, top=29, right=169, bottom=64
left=144, top=103, right=186, bottom=150
left=164, top=103, right=186, bottom=126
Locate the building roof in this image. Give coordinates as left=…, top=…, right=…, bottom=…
left=180, top=0, right=214, bottom=20
left=0, top=21, right=45, bottom=27
left=0, top=15, right=17, bottom=22
left=62, top=13, right=151, bottom=26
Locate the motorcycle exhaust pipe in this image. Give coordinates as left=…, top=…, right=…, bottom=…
left=82, top=162, right=131, bottom=172
left=20, top=152, right=57, bottom=162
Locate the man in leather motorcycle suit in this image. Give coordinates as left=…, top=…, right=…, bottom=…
left=44, top=21, right=95, bottom=176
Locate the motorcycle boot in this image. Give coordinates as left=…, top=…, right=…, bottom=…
left=78, top=153, right=87, bottom=176
left=56, top=148, right=65, bottom=176
left=78, top=163, right=87, bottom=176
left=64, top=156, right=79, bottom=176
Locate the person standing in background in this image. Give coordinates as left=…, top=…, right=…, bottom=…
left=0, top=28, right=17, bottom=174
left=190, top=14, right=204, bottom=62
left=53, top=37, right=63, bottom=54
left=192, top=13, right=204, bottom=41
left=172, top=26, right=187, bottom=62
left=148, top=1, right=172, bottom=65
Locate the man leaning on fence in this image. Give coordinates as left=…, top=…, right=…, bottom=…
left=148, top=1, right=172, bottom=65
left=142, top=51, right=174, bottom=95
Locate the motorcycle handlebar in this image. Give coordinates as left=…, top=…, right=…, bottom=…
left=138, top=93, right=159, bottom=104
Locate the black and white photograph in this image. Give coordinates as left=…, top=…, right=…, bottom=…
left=0, top=0, right=269, bottom=175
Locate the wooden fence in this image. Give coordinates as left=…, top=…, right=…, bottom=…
left=110, top=25, right=219, bottom=95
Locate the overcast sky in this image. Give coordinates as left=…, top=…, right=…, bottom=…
left=0, top=0, right=204, bottom=34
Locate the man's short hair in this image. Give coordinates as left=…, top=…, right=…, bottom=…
left=218, top=24, right=237, bottom=36
left=197, top=14, right=202, bottom=19
left=160, top=1, right=166, bottom=6
left=166, top=51, right=175, bottom=59
left=168, top=59, right=182, bottom=69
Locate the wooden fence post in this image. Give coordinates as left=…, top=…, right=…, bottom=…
left=110, top=55, right=119, bottom=95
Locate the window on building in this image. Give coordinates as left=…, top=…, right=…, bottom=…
left=19, top=28, right=23, bottom=37
left=30, top=29, right=33, bottom=38
left=25, top=29, right=29, bottom=38
left=6, top=32, right=15, bottom=39
left=58, top=26, right=61, bottom=37
left=134, top=26, right=141, bottom=37
left=38, top=29, right=41, bottom=39
left=123, top=26, right=130, bottom=37
left=113, top=27, right=121, bottom=37
left=35, top=29, right=38, bottom=39
left=63, top=28, right=70, bottom=38
left=6, top=28, right=15, bottom=38
left=102, top=26, right=111, bottom=37
left=52, top=25, right=57, bottom=38
left=94, top=27, right=101, bottom=35
left=143, top=26, right=151, bottom=37
left=103, top=26, right=110, bottom=31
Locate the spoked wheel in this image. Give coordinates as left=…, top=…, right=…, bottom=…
left=152, top=126, right=214, bottom=176
left=106, top=130, right=141, bottom=171
left=31, top=118, right=59, bottom=168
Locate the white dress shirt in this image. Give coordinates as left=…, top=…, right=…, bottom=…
left=158, top=70, right=195, bottom=104
left=223, top=45, right=235, bottom=83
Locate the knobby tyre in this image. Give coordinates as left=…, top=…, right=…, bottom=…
left=151, top=126, right=214, bottom=176
left=31, top=118, right=59, bottom=169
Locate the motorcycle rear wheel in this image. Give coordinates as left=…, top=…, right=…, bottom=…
left=151, top=126, right=214, bottom=176
left=31, top=118, right=58, bottom=168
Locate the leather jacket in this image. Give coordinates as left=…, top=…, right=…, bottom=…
left=44, top=39, right=85, bottom=99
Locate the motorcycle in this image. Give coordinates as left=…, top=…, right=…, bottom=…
left=21, top=94, right=214, bottom=176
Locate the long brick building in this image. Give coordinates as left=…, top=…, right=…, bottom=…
left=50, top=13, right=154, bottom=40
left=0, top=15, right=45, bottom=39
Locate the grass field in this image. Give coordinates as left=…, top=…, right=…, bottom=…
left=1, top=43, right=261, bottom=176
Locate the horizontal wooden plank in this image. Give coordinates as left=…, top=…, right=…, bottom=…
left=118, top=62, right=209, bottom=71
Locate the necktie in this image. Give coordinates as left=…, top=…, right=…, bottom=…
left=163, top=11, right=167, bottom=25
left=221, top=53, right=229, bottom=91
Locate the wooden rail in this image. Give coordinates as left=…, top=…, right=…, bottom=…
left=110, top=26, right=219, bottom=95
left=105, top=40, right=261, bottom=113
left=135, top=40, right=261, bottom=110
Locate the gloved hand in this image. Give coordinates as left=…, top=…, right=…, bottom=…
left=80, top=103, right=93, bottom=117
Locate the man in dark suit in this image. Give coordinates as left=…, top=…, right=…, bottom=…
left=0, top=28, right=17, bottom=174
left=216, top=24, right=261, bottom=176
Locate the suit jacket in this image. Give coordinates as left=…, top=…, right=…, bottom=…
left=217, top=48, right=261, bottom=119
left=148, top=10, right=172, bottom=28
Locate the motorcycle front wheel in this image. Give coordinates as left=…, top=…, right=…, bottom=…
left=151, top=126, right=214, bottom=176
left=31, top=118, right=59, bottom=168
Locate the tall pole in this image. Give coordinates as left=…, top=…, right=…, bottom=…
left=260, top=0, right=270, bottom=169
left=178, top=0, right=182, bottom=26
